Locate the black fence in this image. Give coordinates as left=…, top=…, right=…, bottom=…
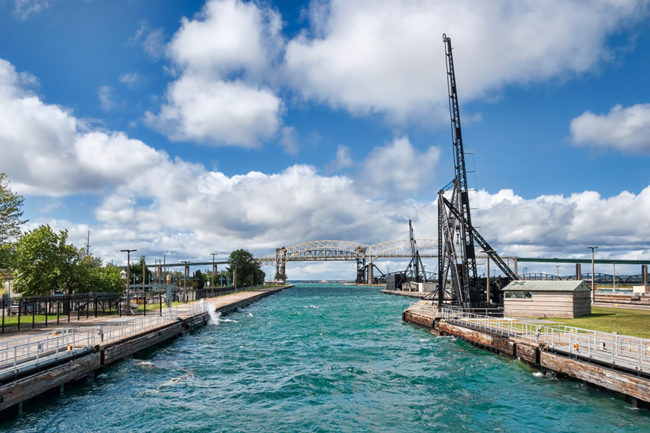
left=1, top=286, right=242, bottom=334
left=195, top=286, right=236, bottom=300
left=1, top=293, right=121, bottom=334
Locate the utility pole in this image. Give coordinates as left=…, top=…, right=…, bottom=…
left=142, top=255, right=146, bottom=300
left=589, top=246, right=598, bottom=303
left=120, top=249, right=137, bottom=315
left=211, top=253, right=217, bottom=288
left=486, top=254, right=490, bottom=304
left=181, top=261, right=190, bottom=303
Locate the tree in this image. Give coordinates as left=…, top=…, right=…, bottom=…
left=91, top=264, right=125, bottom=293
left=67, top=253, right=124, bottom=294
left=0, top=173, right=26, bottom=271
left=227, top=249, right=265, bottom=287
left=128, top=256, right=153, bottom=285
left=194, top=270, right=205, bottom=290
left=12, top=225, right=77, bottom=296
left=0, top=173, right=26, bottom=245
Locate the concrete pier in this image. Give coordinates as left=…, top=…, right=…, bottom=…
left=403, top=300, right=650, bottom=407
left=0, top=286, right=291, bottom=414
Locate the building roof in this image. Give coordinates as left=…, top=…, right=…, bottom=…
left=503, top=280, right=591, bottom=292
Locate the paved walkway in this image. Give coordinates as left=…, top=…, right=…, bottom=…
left=0, top=287, right=288, bottom=381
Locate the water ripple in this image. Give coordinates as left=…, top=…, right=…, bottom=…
left=2, top=284, right=650, bottom=432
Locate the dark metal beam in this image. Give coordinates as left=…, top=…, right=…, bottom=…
left=516, top=257, right=650, bottom=265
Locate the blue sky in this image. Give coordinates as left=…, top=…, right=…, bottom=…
left=1, top=0, right=650, bottom=279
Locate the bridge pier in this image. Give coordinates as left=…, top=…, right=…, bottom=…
left=275, top=248, right=287, bottom=283
left=356, top=258, right=366, bottom=284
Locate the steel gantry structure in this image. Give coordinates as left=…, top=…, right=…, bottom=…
left=436, top=34, right=517, bottom=309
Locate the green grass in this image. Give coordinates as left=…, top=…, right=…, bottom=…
left=136, top=301, right=189, bottom=312
left=1, top=314, right=69, bottom=326
left=542, top=306, right=650, bottom=339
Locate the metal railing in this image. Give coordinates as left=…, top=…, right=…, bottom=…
left=437, top=306, right=650, bottom=373
left=0, top=328, right=94, bottom=382
left=0, top=300, right=210, bottom=381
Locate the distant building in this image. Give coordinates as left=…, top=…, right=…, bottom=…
left=502, top=280, right=591, bottom=318
left=1, top=272, right=16, bottom=300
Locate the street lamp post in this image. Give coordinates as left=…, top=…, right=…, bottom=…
left=589, top=246, right=598, bottom=303
left=120, top=249, right=137, bottom=315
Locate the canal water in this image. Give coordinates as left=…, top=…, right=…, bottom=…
left=2, top=283, right=650, bottom=432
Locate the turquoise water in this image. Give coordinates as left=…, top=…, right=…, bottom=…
left=2, top=283, right=650, bottom=432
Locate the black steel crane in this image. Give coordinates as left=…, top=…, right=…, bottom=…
left=436, top=34, right=517, bottom=310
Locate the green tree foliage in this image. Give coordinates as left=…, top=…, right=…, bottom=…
left=127, top=256, right=153, bottom=284
left=0, top=173, right=26, bottom=270
left=12, top=225, right=77, bottom=296
left=194, top=270, right=205, bottom=290
left=227, top=249, right=265, bottom=287
left=91, top=264, right=125, bottom=293
left=0, top=173, right=26, bottom=245
left=68, top=254, right=125, bottom=293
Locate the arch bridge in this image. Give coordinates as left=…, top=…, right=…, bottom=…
left=257, top=239, right=439, bottom=283
left=256, top=239, right=438, bottom=264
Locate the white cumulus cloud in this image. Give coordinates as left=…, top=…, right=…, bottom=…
left=146, top=75, right=282, bottom=147
left=0, top=58, right=167, bottom=196
left=147, top=0, right=284, bottom=147
left=359, top=137, right=441, bottom=196
left=284, top=0, right=649, bottom=122
left=570, top=103, right=650, bottom=153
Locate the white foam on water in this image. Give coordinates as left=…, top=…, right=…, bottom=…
left=137, top=360, right=158, bottom=369
left=247, top=313, right=254, bottom=317
left=207, top=304, right=238, bottom=325
left=532, top=372, right=544, bottom=378
left=207, top=304, right=221, bottom=325
left=158, top=369, right=194, bottom=389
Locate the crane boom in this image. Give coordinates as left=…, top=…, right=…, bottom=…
left=442, top=33, right=478, bottom=301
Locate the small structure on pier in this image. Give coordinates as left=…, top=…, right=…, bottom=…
left=502, top=280, right=591, bottom=318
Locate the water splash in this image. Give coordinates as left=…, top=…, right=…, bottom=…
left=207, top=304, right=221, bottom=325
left=207, top=304, right=237, bottom=325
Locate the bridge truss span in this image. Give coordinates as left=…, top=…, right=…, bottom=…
left=256, top=239, right=439, bottom=264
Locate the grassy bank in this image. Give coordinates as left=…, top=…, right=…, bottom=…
left=544, top=306, right=650, bottom=339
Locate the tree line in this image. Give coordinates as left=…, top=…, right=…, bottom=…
left=1, top=173, right=266, bottom=298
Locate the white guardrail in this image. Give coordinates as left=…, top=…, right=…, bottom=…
left=438, top=306, right=650, bottom=373
left=0, top=301, right=209, bottom=381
